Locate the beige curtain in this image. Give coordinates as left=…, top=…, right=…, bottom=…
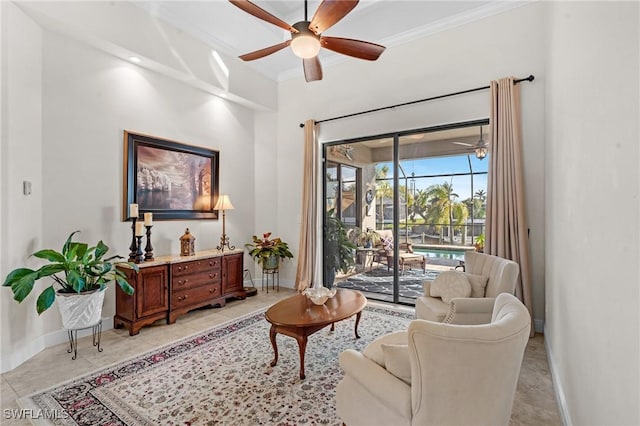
left=295, top=119, right=318, bottom=291
left=486, top=77, right=534, bottom=336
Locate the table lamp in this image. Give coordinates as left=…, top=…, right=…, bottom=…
left=214, top=195, right=235, bottom=252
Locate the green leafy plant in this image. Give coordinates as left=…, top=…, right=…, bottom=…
left=474, top=233, right=485, bottom=252
left=324, top=209, right=356, bottom=277
left=245, top=232, right=294, bottom=267
left=2, top=231, right=137, bottom=314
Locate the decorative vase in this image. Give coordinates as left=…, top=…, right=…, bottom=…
left=263, top=254, right=279, bottom=270
left=56, top=288, right=105, bottom=329
left=303, top=286, right=337, bottom=305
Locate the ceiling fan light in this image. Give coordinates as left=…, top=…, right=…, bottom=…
left=291, top=34, right=321, bottom=58
left=475, top=125, right=488, bottom=159
left=475, top=144, right=488, bottom=160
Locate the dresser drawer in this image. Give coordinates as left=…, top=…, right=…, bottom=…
left=172, top=283, right=222, bottom=308
left=172, top=258, right=221, bottom=277
left=173, top=270, right=221, bottom=290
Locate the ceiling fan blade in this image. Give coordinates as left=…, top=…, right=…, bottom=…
left=452, top=142, right=474, bottom=147
left=320, top=36, right=385, bottom=61
left=239, top=40, right=291, bottom=61
left=229, top=0, right=298, bottom=33
left=309, top=0, right=359, bottom=35
left=303, top=56, right=323, bottom=82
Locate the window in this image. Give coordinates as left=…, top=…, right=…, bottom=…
left=323, top=119, right=489, bottom=305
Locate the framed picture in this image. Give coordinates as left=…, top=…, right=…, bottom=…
left=123, top=131, right=219, bottom=220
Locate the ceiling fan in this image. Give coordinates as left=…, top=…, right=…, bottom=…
left=229, top=0, right=386, bottom=82
left=452, top=126, right=489, bottom=159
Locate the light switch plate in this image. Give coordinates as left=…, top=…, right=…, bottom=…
left=23, top=181, right=32, bottom=195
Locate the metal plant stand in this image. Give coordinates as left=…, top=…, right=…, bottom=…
left=262, top=268, right=279, bottom=293
left=66, top=320, right=103, bottom=360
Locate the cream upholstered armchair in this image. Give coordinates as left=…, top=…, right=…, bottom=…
left=336, top=293, right=531, bottom=426
left=415, top=251, right=519, bottom=323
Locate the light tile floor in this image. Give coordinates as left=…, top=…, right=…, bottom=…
left=1, top=289, right=561, bottom=425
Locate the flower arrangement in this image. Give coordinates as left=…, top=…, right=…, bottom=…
left=245, top=232, right=294, bottom=268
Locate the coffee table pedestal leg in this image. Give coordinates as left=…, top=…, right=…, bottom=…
left=355, top=312, right=362, bottom=339
left=296, top=335, right=308, bottom=380
left=269, top=325, right=279, bottom=367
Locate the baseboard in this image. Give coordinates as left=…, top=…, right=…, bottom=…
left=545, top=323, right=571, bottom=426
left=0, top=316, right=115, bottom=374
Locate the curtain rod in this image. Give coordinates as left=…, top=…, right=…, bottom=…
left=298, top=74, right=534, bottom=128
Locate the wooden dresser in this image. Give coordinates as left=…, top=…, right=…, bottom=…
left=115, top=249, right=245, bottom=335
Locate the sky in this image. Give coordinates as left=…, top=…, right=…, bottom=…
left=378, top=154, right=488, bottom=201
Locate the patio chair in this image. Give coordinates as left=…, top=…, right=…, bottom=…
left=373, top=230, right=422, bottom=274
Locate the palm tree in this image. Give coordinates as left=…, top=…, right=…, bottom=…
left=425, top=182, right=458, bottom=244
left=375, top=164, right=393, bottom=229
left=473, top=189, right=487, bottom=219
left=451, top=202, right=469, bottom=244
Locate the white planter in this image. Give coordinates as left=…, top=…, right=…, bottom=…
left=56, top=288, right=105, bottom=329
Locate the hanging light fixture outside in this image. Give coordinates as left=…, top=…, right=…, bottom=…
left=475, top=126, right=488, bottom=160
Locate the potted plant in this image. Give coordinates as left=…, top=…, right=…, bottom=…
left=474, top=233, right=485, bottom=253
left=245, top=232, right=294, bottom=270
left=2, top=231, right=137, bottom=329
left=324, top=209, right=356, bottom=288
left=356, top=227, right=381, bottom=248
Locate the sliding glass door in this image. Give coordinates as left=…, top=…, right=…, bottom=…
left=323, top=120, right=489, bottom=305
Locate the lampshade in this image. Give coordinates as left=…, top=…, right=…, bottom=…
left=214, top=195, right=234, bottom=210
left=291, top=26, right=321, bottom=59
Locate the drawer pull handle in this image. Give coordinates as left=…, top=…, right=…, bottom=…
left=209, top=274, right=214, bottom=278
left=209, top=288, right=215, bottom=293
left=178, top=295, right=189, bottom=301
left=179, top=279, right=188, bottom=285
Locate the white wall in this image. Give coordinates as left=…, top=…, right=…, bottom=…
left=276, top=3, right=547, bottom=327
left=1, top=10, right=259, bottom=372
left=0, top=2, right=46, bottom=374
left=544, top=2, right=639, bottom=424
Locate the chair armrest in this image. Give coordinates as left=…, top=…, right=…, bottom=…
left=444, top=297, right=496, bottom=325
left=422, top=279, right=434, bottom=296
left=398, top=242, right=413, bottom=253
left=339, top=349, right=411, bottom=416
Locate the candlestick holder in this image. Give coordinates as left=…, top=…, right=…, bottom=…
left=144, top=225, right=154, bottom=261
left=128, top=218, right=138, bottom=262
left=135, top=235, right=144, bottom=264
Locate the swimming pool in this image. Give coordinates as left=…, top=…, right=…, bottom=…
left=414, top=247, right=467, bottom=261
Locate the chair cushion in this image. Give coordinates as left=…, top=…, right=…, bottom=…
left=382, top=344, right=411, bottom=384
left=381, top=236, right=394, bottom=251
left=430, top=271, right=472, bottom=303
left=362, top=331, right=407, bottom=368
left=461, top=272, right=490, bottom=298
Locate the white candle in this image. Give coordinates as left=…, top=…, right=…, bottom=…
left=135, top=221, right=145, bottom=236
left=144, top=212, right=153, bottom=226
left=129, top=203, right=139, bottom=218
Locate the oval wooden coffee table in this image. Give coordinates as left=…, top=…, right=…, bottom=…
left=265, top=288, right=366, bottom=380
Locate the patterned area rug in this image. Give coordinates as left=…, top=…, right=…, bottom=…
left=338, top=266, right=441, bottom=299
left=20, top=304, right=413, bottom=425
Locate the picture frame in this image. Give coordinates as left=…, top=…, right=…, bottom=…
left=123, top=131, right=220, bottom=221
